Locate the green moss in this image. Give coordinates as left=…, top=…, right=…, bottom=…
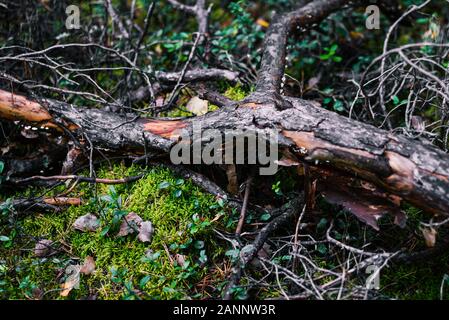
left=223, top=84, right=248, bottom=101
left=0, top=163, right=226, bottom=300
left=381, top=255, right=449, bottom=299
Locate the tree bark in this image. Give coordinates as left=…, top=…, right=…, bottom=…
left=1, top=88, right=448, bottom=215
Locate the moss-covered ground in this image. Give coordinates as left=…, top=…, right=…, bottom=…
left=1, top=163, right=449, bottom=300
left=0, top=164, right=235, bottom=300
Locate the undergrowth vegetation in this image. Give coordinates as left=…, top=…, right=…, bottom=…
left=0, top=165, right=233, bottom=299
left=2, top=163, right=448, bottom=300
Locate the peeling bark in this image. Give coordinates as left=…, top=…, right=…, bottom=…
left=1, top=89, right=448, bottom=216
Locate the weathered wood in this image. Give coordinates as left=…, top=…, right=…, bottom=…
left=0, top=89, right=448, bottom=215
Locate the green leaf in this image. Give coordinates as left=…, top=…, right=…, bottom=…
left=175, top=179, right=185, bottom=186
left=260, top=213, right=271, bottom=221
left=323, top=97, right=332, bottom=105
left=392, top=95, right=400, bottom=105
left=173, top=189, right=182, bottom=198
left=333, top=99, right=344, bottom=112
left=319, top=53, right=331, bottom=60
left=139, top=275, right=151, bottom=289
left=225, top=249, right=240, bottom=260
left=333, top=56, right=343, bottom=63
left=317, top=218, right=328, bottom=231
left=100, top=225, right=110, bottom=237
left=199, top=250, right=208, bottom=264
left=0, top=236, right=10, bottom=242
left=330, top=44, right=338, bottom=53
left=217, top=197, right=226, bottom=207
left=416, top=18, right=429, bottom=24
left=317, top=243, right=328, bottom=255
left=0, top=161, right=4, bottom=174
left=194, top=240, right=204, bottom=249
left=158, top=181, right=170, bottom=189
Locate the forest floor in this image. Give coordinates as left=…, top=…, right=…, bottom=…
left=1, top=161, right=448, bottom=300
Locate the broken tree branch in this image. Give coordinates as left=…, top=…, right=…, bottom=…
left=1, top=88, right=448, bottom=216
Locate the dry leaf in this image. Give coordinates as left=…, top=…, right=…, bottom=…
left=80, top=256, right=96, bottom=275
left=411, top=116, right=426, bottom=132
left=321, top=189, right=401, bottom=231
left=349, top=31, right=364, bottom=39
left=32, top=288, right=43, bottom=300
left=73, top=213, right=100, bottom=232
left=61, top=147, right=83, bottom=175
left=117, top=212, right=143, bottom=237
left=422, top=227, right=437, bottom=248
left=155, top=95, right=165, bottom=107
left=394, top=211, right=407, bottom=229
left=138, top=221, right=154, bottom=243
left=174, top=254, right=186, bottom=266
left=256, top=18, right=270, bottom=28
left=226, top=164, right=238, bottom=195
left=34, top=239, right=55, bottom=257
left=186, top=96, right=208, bottom=116
left=306, top=75, right=321, bottom=90
left=257, top=243, right=272, bottom=259
left=60, top=266, right=80, bottom=297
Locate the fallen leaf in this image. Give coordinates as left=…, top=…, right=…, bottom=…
left=422, top=227, right=437, bottom=248
left=226, top=164, right=238, bottom=195
left=306, top=75, right=321, bottom=90
left=32, top=288, right=43, bottom=300
left=61, top=147, right=83, bottom=175
left=155, top=95, right=165, bottom=107
left=411, top=116, right=426, bottom=132
left=349, top=31, right=364, bottom=39
left=60, top=266, right=80, bottom=297
left=322, top=189, right=399, bottom=231
left=138, top=221, right=154, bottom=243
left=186, top=96, right=208, bottom=116
left=394, top=211, right=407, bottom=229
left=80, top=256, right=96, bottom=275
left=117, top=212, right=143, bottom=237
left=257, top=243, right=272, bottom=259
left=73, top=213, right=100, bottom=232
left=34, top=239, right=55, bottom=257
left=256, top=18, right=270, bottom=28
left=174, top=254, right=186, bottom=266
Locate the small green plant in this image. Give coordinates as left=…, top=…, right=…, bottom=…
left=272, top=180, right=283, bottom=196
left=225, top=248, right=240, bottom=261
left=188, top=214, right=211, bottom=235
left=319, top=44, right=342, bottom=62
left=97, top=186, right=129, bottom=237
left=18, top=276, right=37, bottom=298
left=211, top=1, right=264, bottom=64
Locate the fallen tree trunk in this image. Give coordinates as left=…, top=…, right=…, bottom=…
left=1, top=87, right=448, bottom=215
left=1, top=0, right=448, bottom=218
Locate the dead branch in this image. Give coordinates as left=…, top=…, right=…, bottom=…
left=12, top=174, right=144, bottom=185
